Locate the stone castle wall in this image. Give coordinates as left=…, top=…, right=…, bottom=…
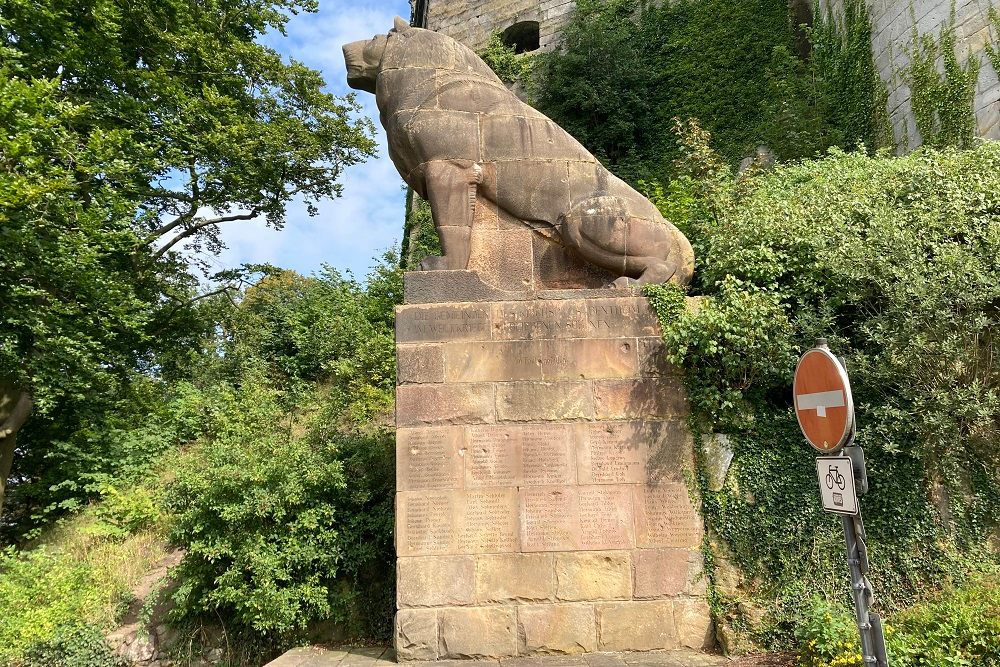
left=414, top=0, right=576, bottom=51
left=821, top=0, right=999, bottom=148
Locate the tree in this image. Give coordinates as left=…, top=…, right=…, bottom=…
left=0, top=0, right=376, bottom=520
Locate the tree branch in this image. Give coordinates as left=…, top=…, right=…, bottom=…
left=153, top=210, right=263, bottom=260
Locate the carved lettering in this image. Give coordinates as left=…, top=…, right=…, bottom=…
left=520, top=487, right=576, bottom=551
left=398, top=428, right=463, bottom=491
left=635, top=483, right=702, bottom=548
left=578, top=485, right=634, bottom=550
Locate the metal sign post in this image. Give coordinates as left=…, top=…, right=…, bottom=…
left=795, top=339, right=889, bottom=667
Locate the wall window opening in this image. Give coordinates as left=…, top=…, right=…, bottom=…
left=501, top=21, right=540, bottom=53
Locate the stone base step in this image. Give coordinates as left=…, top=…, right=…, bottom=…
left=265, top=647, right=728, bottom=667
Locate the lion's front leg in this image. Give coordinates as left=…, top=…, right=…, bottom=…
left=418, top=160, right=482, bottom=271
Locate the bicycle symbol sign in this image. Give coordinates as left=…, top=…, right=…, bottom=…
left=816, top=456, right=858, bottom=515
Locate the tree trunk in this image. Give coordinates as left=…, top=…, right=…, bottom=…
left=0, top=385, right=33, bottom=521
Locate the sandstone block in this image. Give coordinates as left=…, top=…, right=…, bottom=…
left=468, top=227, right=534, bottom=291
left=633, top=483, right=703, bottom=549
left=439, top=607, right=517, bottom=659
left=397, top=344, right=444, bottom=384
left=396, top=303, right=492, bottom=343
left=444, top=340, right=544, bottom=382
left=633, top=549, right=706, bottom=598
left=673, top=598, right=715, bottom=650
left=555, top=551, right=631, bottom=601
left=518, top=604, right=597, bottom=654
left=396, top=427, right=464, bottom=492
left=475, top=553, right=556, bottom=603
left=596, top=601, right=678, bottom=651
left=395, top=609, right=438, bottom=661
left=593, top=378, right=688, bottom=420
left=396, top=383, right=494, bottom=427
left=496, top=381, right=593, bottom=421
left=397, top=556, right=474, bottom=607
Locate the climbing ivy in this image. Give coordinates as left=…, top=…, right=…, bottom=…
left=904, top=4, right=980, bottom=149
left=479, top=33, right=534, bottom=86
left=985, top=7, right=1000, bottom=77
left=645, top=125, right=1000, bottom=650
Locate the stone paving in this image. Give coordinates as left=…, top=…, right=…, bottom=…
left=265, top=647, right=729, bottom=667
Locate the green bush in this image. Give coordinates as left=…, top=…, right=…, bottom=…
left=794, top=598, right=862, bottom=667
left=21, top=624, right=127, bottom=667
left=0, top=547, right=105, bottom=661
left=645, top=130, right=1000, bottom=646
left=888, top=576, right=1000, bottom=667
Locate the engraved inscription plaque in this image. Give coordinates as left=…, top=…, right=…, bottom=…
left=578, top=485, right=634, bottom=550
left=467, top=426, right=519, bottom=487
left=457, top=488, right=519, bottom=553
left=634, top=482, right=702, bottom=548
left=521, top=424, right=574, bottom=485
left=520, top=487, right=576, bottom=551
left=397, top=427, right=464, bottom=491
left=398, top=490, right=455, bottom=556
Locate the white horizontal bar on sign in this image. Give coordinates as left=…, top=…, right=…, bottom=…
left=796, top=390, right=845, bottom=418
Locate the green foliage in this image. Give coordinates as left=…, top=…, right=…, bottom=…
left=22, top=624, right=128, bottom=667
left=647, top=125, right=1000, bottom=647
left=531, top=0, right=887, bottom=184
left=0, top=547, right=106, bottom=660
left=164, top=258, right=400, bottom=643
left=905, top=7, right=980, bottom=149
left=807, top=0, right=891, bottom=151
left=165, top=381, right=350, bottom=637
left=479, top=33, right=534, bottom=85
left=986, top=8, right=1000, bottom=77
left=795, top=598, right=862, bottom=667
left=888, top=575, right=1000, bottom=667
left=400, top=194, right=441, bottom=271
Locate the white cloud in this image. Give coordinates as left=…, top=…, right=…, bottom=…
left=211, top=0, right=412, bottom=281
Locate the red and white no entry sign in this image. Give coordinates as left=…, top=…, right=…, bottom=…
left=793, top=342, right=855, bottom=452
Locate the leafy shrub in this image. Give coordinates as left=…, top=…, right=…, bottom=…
left=888, top=575, right=1000, bottom=667
left=645, top=127, right=1000, bottom=646
left=479, top=33, right=533, bottom=85
left=165, top=378, right=394, bottom=640
left=22, top=624, right=127, bottom=667
left=0, top=547, right=105, bottom=660
left=794, top=598, right=862, bottom=667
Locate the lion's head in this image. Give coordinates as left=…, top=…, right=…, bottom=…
left=344, top=17, right=501, bottom=94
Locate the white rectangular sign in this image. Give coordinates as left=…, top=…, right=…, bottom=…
left=816, top=455, right=858, bottom=515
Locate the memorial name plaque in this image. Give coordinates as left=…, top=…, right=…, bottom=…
left=578, top=485, right=634, bottom=550
left=396, top=427, right=464, bottom=491
left=397, top=489, right=519, bottom=556
left=398, top=490, right=455, bottom=556
left=634, top=482, right=703, bottom=549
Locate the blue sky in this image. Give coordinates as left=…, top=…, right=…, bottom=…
left=209, top=0, right=412, bottom=281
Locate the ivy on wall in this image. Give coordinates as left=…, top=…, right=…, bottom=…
left=985, top=7, right=1000, bottom=78
left=904, top=4, right=980, bottom=149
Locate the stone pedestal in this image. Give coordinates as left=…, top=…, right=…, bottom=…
left=393, top=272, right=712, bottom=661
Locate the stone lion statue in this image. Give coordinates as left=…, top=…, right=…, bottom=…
left=343, top=17, right=694, bottom=286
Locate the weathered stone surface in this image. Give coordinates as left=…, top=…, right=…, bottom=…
left=518, top=604, right=598, bottom=654
left=596, top=601, right=678, bottom=651
left=397, top=556, right=474, bottom=607
left=633, top=483, right=703, bottom=549
left=396, top=303, right=492, bottom=343
left=397, top=344, right=444, bottom=384
left=496, top=382, right=593, bottom=421
left=492, top=299, right=659, bottom=341
left=403, top=270, right=526, bottom=304
left=476, top=553, right=556, bottom=603
left=396, top=427, right=464, bottom=491
left=555, top=552, right=632, bottom=601
left=673, top=599, right=715, bottom=650
left=345, top=20, right=693, bottom=286
left=633, top=549, right=706, bottom=598
left=396, top=383, right=494, bottom=426
left=439, top=607, right=518, bottom=658
left=593, top=378, right=688, bottom=420
left=395, top=609, right=438, bottom=661
left=701, top=433, right=733, bottom=492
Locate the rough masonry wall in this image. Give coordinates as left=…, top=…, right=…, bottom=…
left=418, top=0, right=576, bottom=51
left=823, top=0, right=1000, bottom=148
left=393, top=277, right=712, bottom=660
